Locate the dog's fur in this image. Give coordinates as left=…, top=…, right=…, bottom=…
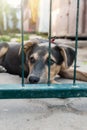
left=0, top=39, right=87, bottom=83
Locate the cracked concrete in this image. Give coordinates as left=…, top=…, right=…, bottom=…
left=0, top=98, right=87, bottom=130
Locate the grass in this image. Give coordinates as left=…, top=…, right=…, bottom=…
left=0, top=35, right=11, bottom=42
left=36, top=32, right=48, bottom=39
left=83, top=61, right=87, bottom=65
left=0, top=33, right=29, bottom=43
left=0, top=33, right=48, bottom=43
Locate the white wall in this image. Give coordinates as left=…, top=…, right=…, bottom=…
left=38, top=0, right=50, bottom=33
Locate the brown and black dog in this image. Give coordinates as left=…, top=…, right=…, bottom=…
left=0, top=39, right=87, bottom=83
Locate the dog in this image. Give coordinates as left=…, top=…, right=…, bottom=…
left=0, top=39, right=87, bottom=83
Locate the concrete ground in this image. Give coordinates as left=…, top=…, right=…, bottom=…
left=0, top=45, right=87, bottom=130
left=0, top=98, right=87, bottom=130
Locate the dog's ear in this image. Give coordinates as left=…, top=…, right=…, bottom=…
left=55, top=44, right=75, bottom=70
left=23, top=38, right=48, bottom=53
left=19, top=39, right=38, bottom=55
left=18, top=40, right=38, bottom=63
left=24, top=40, right=38, bottom=53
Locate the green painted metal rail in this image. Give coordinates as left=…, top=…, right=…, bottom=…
left=0, top=84, right=86, bottom=99
left=73, top=0, right=80, bottom=85
left=48, top=0, right=52, bottom=85
left=21, top=0, right=25, bottom=87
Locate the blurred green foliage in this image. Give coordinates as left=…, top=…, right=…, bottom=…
left=0, top=33, right=29, bottom=43
left=0, top=0, right=9, bottom=34
left=83, top=61, right=87, bottom=65
left=0, top=0, right=19, bottom=34
left=0, top=35, right=11, bottom=42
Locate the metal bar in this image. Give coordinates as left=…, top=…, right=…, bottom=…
left=0, top=84, right=87, bottom=99
left=73, top=0, right=80, bottom=85
left=21, top=0, right=24, bottom=86
left=48, top=0, right=52, bottom=86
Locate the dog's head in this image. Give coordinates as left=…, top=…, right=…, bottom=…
left=24, top=40, right=75, bottom=84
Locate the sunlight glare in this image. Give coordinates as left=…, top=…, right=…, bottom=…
left=7, top=0, right=21, bottom=7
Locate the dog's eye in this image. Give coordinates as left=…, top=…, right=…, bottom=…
left=50, top=59, right=55, bottom=65
left=30, top=56, right=35, bottom=63
left=46, top=58, right=55, bottom=65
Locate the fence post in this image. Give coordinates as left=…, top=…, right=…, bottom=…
left=21, top=0, right=24, bottom=86
left=48, top=0, right=52, bottom=86
left=73, top=0, right=80, bottom=85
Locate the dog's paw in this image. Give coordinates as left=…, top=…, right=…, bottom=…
left=50, top=80, right=61, bottom=84
left=0, top=66, right=7, bottom=73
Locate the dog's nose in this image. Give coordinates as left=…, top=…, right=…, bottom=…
left=29, top=76, right=40, bottom=84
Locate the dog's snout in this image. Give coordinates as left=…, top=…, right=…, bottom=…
left=29, top=76, right=40, bottom=84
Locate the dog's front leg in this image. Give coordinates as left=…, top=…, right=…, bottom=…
left=50, top=79, right=61, bottom=84
left=59, top=69, right=87, bottom=82
left=0, top=66, right=7, bottom=73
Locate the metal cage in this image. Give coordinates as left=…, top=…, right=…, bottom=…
left=0, top=0, right=87, bottom=99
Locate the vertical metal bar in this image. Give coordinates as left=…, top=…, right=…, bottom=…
left=73, top=0, right=80, bottom=85
left=21, top=0, right=24, bottom=86
left=48, top=0, right=52, bottom=86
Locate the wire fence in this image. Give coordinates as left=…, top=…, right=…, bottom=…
left=21, top=0, right=80, bottom=86
left=0, top=0, right=87, bottom=99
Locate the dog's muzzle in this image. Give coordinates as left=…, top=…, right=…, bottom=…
left=29, top=76, right=40, bottom=84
